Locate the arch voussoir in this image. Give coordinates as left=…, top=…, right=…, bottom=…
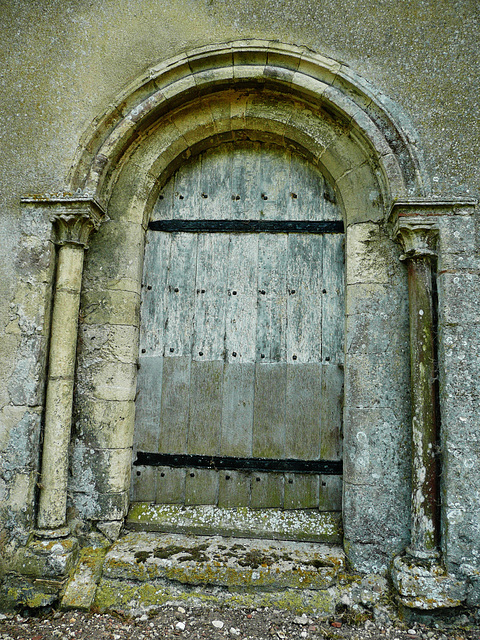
left=69, top=40, right=425, bottom=208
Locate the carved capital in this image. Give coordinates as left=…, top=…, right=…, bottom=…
left=396, top=220, right=438, bottom=261
left=21, top=194, right=106, bottom=248
left=50, top=198, right=105, bottom=247
left=388, top=197, right=477, bottom=262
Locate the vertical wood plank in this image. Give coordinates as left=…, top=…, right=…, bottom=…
left=284, top=474, right=320, bottom=509
left=318, top=476, right=342, bottom=511
left=221, top=363, right=255, bottom=457
left=135, top=227, right=169, bottom=504
left=155, top=466, right=185, bottom=504
left=188, top=360, right=223, bottom=455
left=286, top=234, right=323, bottom=363
left=163, top=233, right=197, bottom=357
left=322, top=233, right=345, bottom=364
left=286, top=151, right=324, bottom=221
left=134, top=356, right=163, bottom=452
left=285, top=363, right=322, bottom=460
left=224, top=234, right=258, bottom=364
left=257, top=143, right=288, bottom=220
left=185, top=469, right=219, bottom=505
left=192, top=234, right=229, bottom=361
left=319, top=363, right=343, bottom=512
left=158, top=356, right=191, bottom=453
left=323, top=181, right=341, bottom=222
left=250, top=473, right=284, bottom=508
left=251, top=363, right=285, bottom=506
left=173, top=157, right=201, bottom=220
left=199, top=147, right=233, bottom=219
left=140, top=231, right=170, bottom=356
left=131, top=466, right=157, bottom=503
left=151, top=178, right=175, bottom=222
left=218, top=471, right=251, bottom=507
left=320, top=364, right=343, bottom=460
left=256, top=234, right=287, bottom=362
left=253, top=363, right=286, bottom=458
left=231, top=141, right=261, bottom=219
left=157, top=356, right=191, bottom=505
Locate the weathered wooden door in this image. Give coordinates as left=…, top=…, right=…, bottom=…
left=132, top=142, right=344, bottom=512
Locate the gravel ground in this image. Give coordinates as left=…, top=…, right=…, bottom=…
left=0, top=606, right=479, bottom=640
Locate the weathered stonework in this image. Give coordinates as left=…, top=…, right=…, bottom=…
left=0, top=14, right=479, bottom=617
left=30, top=197, right=105, bottom=532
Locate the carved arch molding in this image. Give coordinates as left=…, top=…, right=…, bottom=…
left=24, top=41, right=476, bottom=580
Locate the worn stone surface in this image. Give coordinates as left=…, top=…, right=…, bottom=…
left=94, top=577, right=338, bottom=615
left=0, top=575, right=61, bottom=610
left=96, top=521, right=123, bottom=543
left=126, top=503, right=342, bottom=544
left=93, top=530, right=345, bottom=614
left=392, top=555, right=467, bottom=610
left=61, top=544, right=109, bottom=611
left=102, top=531, right=344, bottom=588
left=0, top=0, right=479, bottom=613
left=16, top=536, right=79, bottom=581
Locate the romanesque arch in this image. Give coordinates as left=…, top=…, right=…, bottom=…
left=34, top=41, right=437, bottom=577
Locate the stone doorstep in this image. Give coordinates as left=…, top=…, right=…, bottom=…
left=102, top=531, right=345, bottom=591
left=126, top=503, right=343, bottom=544
left=94, top=577, right=339, bottom=615
left=61, top=546, right=109, bottom=611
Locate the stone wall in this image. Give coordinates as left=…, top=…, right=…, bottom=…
left=0, top=0, right=479, bottom=611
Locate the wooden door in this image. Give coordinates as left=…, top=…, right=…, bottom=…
left=132, top=142, right=344, bottom=512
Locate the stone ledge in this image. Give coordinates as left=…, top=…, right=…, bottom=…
left=102, top=532, right=345, bottom=590
left=16, top=536, right=79, bottom=580
left=61, top=545, right=109, bottom=611
left=392, top=555, right=466, bottom=610
left=126, top=503, right=342, bottom=543
left=94, top=576, right=338, bottom=616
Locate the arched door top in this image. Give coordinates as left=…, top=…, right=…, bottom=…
left=68, top=40, right=428, bottom=211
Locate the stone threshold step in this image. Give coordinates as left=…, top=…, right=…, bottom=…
left=126, top=503, right=342, bottom=543
left=101, top=531, right=345, bottom=591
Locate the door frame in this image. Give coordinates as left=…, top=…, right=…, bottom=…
left=67, top=41, right=426, bottom=574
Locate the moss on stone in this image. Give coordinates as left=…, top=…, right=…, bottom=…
left=94, top=576, right=336, bottom=615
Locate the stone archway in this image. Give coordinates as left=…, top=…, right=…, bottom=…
left=33, top=41, right=435, bottom=579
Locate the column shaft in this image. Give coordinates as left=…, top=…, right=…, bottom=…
left=37, top=244, right=85, bottom=530
left=406, top=255, right=439, bottom=557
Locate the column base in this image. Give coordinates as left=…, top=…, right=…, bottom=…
left=391, top=554, right=466, bottom=610
left=6, top=531, right=80, bottom=609
left=34, top=526, right=71, bottom=539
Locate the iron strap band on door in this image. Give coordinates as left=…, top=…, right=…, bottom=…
left=148, top=220, right=344, bottom=233
left=134, top=452, right=343, bottom=475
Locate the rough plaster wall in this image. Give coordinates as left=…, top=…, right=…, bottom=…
left=1, top=0, right=478, bottom=204
left=0, top=0, right=479, bottom=572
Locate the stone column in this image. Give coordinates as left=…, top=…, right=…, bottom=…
left=390, top=203, right=466, bottom=610
left=396, top=220, right=439, bottom=559
left=37, top=198, right=105, bottom=534
left=14, top=197, right=105, bottom=608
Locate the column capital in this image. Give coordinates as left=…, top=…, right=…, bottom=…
left=395, top=219, right=438, bottom=261
left=387, top=199, right=454, bottom=260
left=388, top=198, right=477, bottom=260
left=21, top=194, right=106, bottom=248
